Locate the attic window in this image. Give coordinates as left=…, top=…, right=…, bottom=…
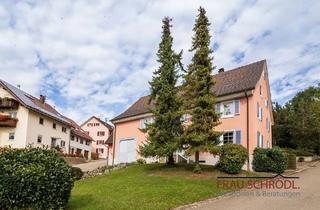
left=39, top=118, right=44, bottom=125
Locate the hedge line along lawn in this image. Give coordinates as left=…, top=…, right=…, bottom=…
left=69, top=164, right=257, bottom=210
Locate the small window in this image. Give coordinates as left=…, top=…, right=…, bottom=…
left=37, top=135, right=42, bottom=143
left=9, top=112, right=17, bottom=118
left=61, top=140, right=65, bottom=147
left=265, top=99, right=268, bottom=108
left=223, top=102, right=234, bottom=116
left=140, top=117, right=154, bottom=129
left=62, top=127, right=67, bottom=133
left=97, top=131, right=105, bottom=136
left=71, top=135, right=75, bottom=141
left=9, top=133, right=15, bottom=140
left=39, top=118, right=44, bottom=125
left=53, top=123, right=56, bottom=129
left=223, top=131, right=234, bottom=144
left=80, top=139, right=84, bottom=144
left=85, top=140, right=90, bottom=146
left=259, top=85, right=263, bottom=96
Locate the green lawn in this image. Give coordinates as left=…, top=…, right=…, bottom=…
left=69, top=164, right=254, bottom=210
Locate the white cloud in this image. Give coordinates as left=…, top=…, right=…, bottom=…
left=0, top=0, right=319, bottom=123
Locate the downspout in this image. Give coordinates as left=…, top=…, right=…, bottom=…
left=245, top=90, right=250, bottom=171
left=112, top=125, right=116, bottom=166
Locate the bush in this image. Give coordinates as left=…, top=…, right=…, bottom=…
left=253, top=147, right=288, bottom=173
left=72, top=167, right=84, bottom=180
left=0, top=147, right=74, bottom=210
left=287, top=153, right=297, bottom=169
left=137, top=158, right=146, bottom=165
left=91, top=152, right=99, bottom=160
left=218, top=144, right=247, bottom=174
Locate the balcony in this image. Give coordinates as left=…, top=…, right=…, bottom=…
left=0, top=114, right=18, bottom=127
left=0, top=97, right=19, bottom=109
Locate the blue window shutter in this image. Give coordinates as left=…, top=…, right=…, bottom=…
left=257, top=131, right=260, bottom=147
left=235, top=100, right=240, bottom=114
left=216, top=103, right=221, bottom=113
left=235, top=130, right=241, bottom=144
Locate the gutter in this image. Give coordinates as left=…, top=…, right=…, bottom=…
left=112, top=125, right=116, bottom=166
left=245, top=90, right=250, bottom=171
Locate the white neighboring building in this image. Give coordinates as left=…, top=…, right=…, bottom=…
left=0, top=79, right=92, bottom=158
left=66, top=118, right=93, bottom=159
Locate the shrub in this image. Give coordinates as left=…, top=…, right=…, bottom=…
left=91, top=152, right=99, bottom=160
left=287, top=153, right=297, bottom=169
left=72, top=167, right=84, bottom=180
left=218, top=144, right=247, bottom=174
left=253, top=147, right=288, bottom=173
left=0, top=147, right=74, bottom=210
left=137, top=158, right=146, bottom=165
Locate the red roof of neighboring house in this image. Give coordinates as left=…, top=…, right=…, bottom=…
left=64, top=117, right=93, bottom=141
left=111, top=60, right=266, bottom=121
left=0, top=79, right=71, bottom=126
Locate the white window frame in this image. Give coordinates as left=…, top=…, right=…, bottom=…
left=220, top=130, right=236, bottom=145
left=61, top=140, right=66, bottom=148
left=218, top=100, right=236, bottom=118
left=140, top=117, right=154, bottom=129
left=9, top=132, right=15, bottom=140
left=37, top=135, right=42, bottom=144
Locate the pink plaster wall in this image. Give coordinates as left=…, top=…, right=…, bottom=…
left=81, top=117, right=112, bottom=159
left=113, top=68, right=273, bottom=165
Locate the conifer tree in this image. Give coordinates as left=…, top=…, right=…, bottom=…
left=140, top=17, right=183, bottom=164
left=181, top=7, right=221, bottom=170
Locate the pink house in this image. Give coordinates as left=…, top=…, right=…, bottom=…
left=81, top=116, right=113, bottom=164
left=111, top=60, right=273, bottom=168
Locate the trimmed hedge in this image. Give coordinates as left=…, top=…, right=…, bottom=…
left=218, top=144, right=247, bottom=174
left=72, top=167, right=84, bottom=180
left=0, top=147, right=74, bottom=210
left=252, top=147, right=288, bottom=173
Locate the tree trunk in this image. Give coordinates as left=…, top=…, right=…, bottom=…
left=167, top=154, right=174, bottom=165
left=195, top=151, right=199, bottom=164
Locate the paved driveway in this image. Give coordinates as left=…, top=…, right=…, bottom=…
left=180, top=162, right=320, bottom=210
left=73, top=159, right=108, bottom=172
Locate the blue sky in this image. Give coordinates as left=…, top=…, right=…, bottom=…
left=0, top=0, right=319, bottom=123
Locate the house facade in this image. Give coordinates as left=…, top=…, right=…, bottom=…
left=81, top=116, right=113, bottom=164
left=66, top=118, right=93, bottom=159
left=0, top=80, right=71, bottom=153
left=111, top=60, right=273, bottom=168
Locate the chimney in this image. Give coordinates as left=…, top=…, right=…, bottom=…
left=218, top=68, right=225, bottom=73
left=40, top=95, right=46, bottom=103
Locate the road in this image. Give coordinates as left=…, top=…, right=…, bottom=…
left=181, top=162, right=320, bottom=210
left=73, top=159, right=109, bottom=172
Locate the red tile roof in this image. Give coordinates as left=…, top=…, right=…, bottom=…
left=112, top=60, right=266, bottom=121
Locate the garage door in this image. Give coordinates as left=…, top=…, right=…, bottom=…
left=118, top=139, right=136, bottom=163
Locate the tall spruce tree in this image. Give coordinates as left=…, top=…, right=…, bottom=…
left=140, top=17, right=183, bottom=164
left=181, top=7, right=221, bottom=169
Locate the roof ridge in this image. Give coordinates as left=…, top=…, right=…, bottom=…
left=215, top=59, right=266, bottom=76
